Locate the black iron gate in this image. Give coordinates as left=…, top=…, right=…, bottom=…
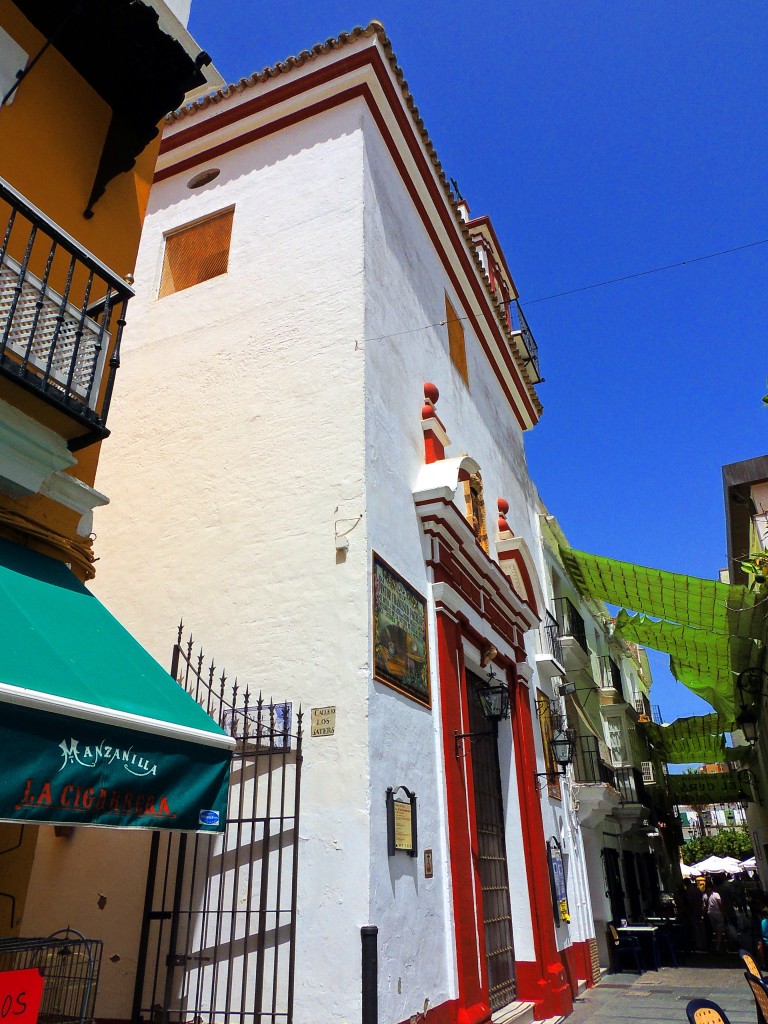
left=133, top=629, right=303, bottom=1024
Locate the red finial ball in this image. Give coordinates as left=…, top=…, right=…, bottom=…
left=423, top=382, right=440, bottom=405
left=497, top=498, right=509, bottom=516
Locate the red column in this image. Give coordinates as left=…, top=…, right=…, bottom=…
left=511, top=671, right=573, bottom=1019
left=436, top=609, right=491, bottom=1024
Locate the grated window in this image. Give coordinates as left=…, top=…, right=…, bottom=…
left=445, top=294, right=468, bottom=385
left=159, top=208, right=234, bottom=298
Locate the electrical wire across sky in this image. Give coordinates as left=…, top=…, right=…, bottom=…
left=363, top=235, right=768, bottom=346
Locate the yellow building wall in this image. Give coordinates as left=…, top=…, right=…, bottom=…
left=0, top=2, right=158, bottom=276
left=0, top=2, right=164, bottom=563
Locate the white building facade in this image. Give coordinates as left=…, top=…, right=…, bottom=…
left=90, top=23, right=599, bottom=1024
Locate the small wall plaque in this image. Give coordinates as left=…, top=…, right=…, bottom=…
left=424, top=848, right=433, bottom=878
left=311, top=706, right=336, bottom=737
left=386, top=786, right=418, bottom=857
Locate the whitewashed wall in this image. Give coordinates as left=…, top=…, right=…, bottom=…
left=531, top=525, right=597, bottom=963
left=360, top=106, right=545, bottom=1020
left=93, top=102, right=370, bottom=1024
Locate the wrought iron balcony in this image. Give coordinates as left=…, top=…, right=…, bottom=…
left=634, top=694, right=653, bottom=719
left=553, top=596, right=588, bottom=654
left=507, top=298, right=542, bottom=384
left=540, top=610, right=563, bottom=665
left=613, top=766, right=650, bottom=807
left=598, top=655, right=625, bottom=699
left=572, top=734, right=615, bottom=786
left=0, top=175, right=132, bottom=446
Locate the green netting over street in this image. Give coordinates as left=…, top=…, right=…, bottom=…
left=559, top=547, right=766, bottom=720
left=613, top=611, right=757, bottom=718
left=638, top=713, right=731, bottom=763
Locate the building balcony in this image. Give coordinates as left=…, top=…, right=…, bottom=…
left=535, top=609, right=566, bottom=681
left=598, top=655, right=625, bottom=702
left=572, top=734, right=615, bottom=786
left=507, top=298, right=542, bottom=384
left=613, top=766, right=650, bottom=807
left=0, top=175, right=132, bottom=448
left=571, top=734, right=622, bottom=827
left=553, top=596, right=592, bottom=674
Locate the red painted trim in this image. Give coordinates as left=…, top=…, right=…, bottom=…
left=466, top=215, right=520, bottom=300
left=423, top=430, right=445, bottom=463
left=436, top=611, right=491, bottom=1024
left=571, top=937, right=597, bottom=988
left=157, top=47, right=539, bottom=428
left=511, top=673, right=573, bottom=1020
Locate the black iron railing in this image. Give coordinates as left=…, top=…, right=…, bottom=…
left=599, top=655, right=625, bottom=699
left=572, top=734, right=615, bottom=786
left=540, top=609, right=563, bottom=664
left=507, top=298, right=541, bottom=383
left=613, top=766, right=649, bottom=806
left=0, top=175, right=132, bottom=445
left=553, top=596, right=589, bottom=654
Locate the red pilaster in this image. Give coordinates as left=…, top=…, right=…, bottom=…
left=511, top=671, right=573, bottom=1019
left=436, top=609, right=491, bottom=1024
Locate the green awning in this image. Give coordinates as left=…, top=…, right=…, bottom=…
left=560, top=547, right=765, bottom=718
left=0, top=537, right=232, bottom=831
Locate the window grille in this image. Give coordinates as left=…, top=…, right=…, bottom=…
left=159, top=207, right=234, bottom=297
left=641, top=760, right=655, bottom=784
left=445, top=294, right=468, bottom=384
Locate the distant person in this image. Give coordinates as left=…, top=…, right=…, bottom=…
left=706, top=882, right=726, bottom=953
left=683, top=878, right=705, bottom=951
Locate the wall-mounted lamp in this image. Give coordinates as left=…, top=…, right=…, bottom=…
left=455, top=667, right=510, bottom=757
left=558, top=679, right=576, bottom=697
left=535, top=728, right=575, bottom=788
left=735, top=667, right=768, bottom=745
left=550, top=728, right=576, bottom=769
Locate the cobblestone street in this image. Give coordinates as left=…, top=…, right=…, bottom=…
left=567, top=953, right=756, bottom=1024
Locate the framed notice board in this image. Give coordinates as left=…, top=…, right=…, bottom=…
left=547, top=837, right=570, bottom=925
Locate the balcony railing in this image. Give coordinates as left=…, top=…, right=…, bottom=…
left=599, top=655, right=625, bottom=699
left=613, top=766, right=649, bottom=806
left=0, top=175, right=132, bottom=444
left=572, top=734, right=615, bottom=786
left=507, top=298, right=542, bottom=383
left=553, top=596, right=588, bottom=654
left=540, top=610, right=563, bottom=665
left=635, top=694, right=652, bottom=719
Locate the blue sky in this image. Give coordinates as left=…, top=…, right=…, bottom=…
left=187, top=1, right=767, bottom=722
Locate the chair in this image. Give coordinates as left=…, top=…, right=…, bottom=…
left=655, top=924, right=679, bottom=967
left=745, top=972, right=768, bottom=1024
left=607, top=923, right=644, bottom=973
left=742, top=948, right=766, bottom=981
left=686, top=998, right=733, bottom=1024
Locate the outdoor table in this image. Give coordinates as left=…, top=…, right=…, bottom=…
left=617, top=925, right=660, bottom=970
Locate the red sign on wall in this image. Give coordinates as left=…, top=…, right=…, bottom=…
left=0, top=969, right=44, bottom=1024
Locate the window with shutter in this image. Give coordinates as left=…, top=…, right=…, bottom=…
left=159, top=207, right=235, bottom=298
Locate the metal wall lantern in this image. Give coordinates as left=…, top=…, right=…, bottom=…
left=535, top=727, right=575, bottom=787
left=477, top=668, right=510, bottom=722
left=550, top=728, right=576, bottom=768
left=735, top=667, right=768, bottom=745
left=455, top=667, right=510, bottom=757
